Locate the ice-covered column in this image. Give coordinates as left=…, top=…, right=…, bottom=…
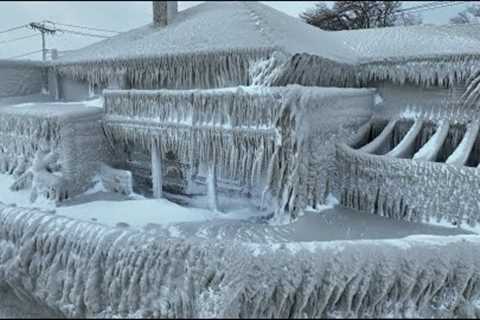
left=207, top=145, right=219, bottom=212
left=151, top=139, right=163, bottom=198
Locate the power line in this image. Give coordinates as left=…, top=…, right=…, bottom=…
left=0, top=33, right=40, bottom=45
left=7, top=49, right=43, bottom=59
left=45, top=21, right=120, bottom=34
left=394, top=1, right=467, bottom=16
left=396, top=2, right=439, bottom=13
left=0, top=24, right=28, bottom=35
left=56, top=28, right=112, bottom=38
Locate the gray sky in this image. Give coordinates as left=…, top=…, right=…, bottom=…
left=0, top=1, right=474, bottom=60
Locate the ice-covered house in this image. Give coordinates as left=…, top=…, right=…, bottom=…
left=1, top=1, right=480, bottom=223
left=42, top=1, right=376, bottom=216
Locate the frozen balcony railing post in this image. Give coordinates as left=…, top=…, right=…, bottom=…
left=151, top=138, right=163, bottom=198
left=207, top=140, right=219, bottom=212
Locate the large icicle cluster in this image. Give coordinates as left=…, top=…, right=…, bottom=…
left=461, top=70, right=480, bottom=109
left=336, top=118, right=480, bottom=227
left=53, top=48, right=276, bottom=90
left=0, top=111, right=62, bottom=177
left=0, top=203, right=479, bottom=318
left=357, top=54, right=480, bottom=88
left=104, top=87, right=281, bottom=200
left=251, top=53, right=357, bottom=88
left=103, top=86, right=374, bottom=219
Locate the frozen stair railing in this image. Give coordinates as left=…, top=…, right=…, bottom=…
left=359, top=119, right=398, bottom=155
left=386, top=120, right=424, bottom=159
left=413, top=121, right=450, bottom=162
left=446, top=121, right=480, bottom=166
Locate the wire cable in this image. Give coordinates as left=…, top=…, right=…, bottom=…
left=0, top=33, right=40, bottom=45
left=45, top=21, right=120, bottom=34
left=56, top=28, right=112, bottom=38
left=7, top=49, right=43, bottom=59
left=0, top=24, right=28, bottom=35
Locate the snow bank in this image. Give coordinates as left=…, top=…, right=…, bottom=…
left=0, top=203, right=479, bottom=318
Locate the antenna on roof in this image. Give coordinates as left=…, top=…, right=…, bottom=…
left=152, top=1, right=178, bottom=27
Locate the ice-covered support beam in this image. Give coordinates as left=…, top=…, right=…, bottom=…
left=151, top=138, right=163, bottom=198
left=386, top=119, right=423, bottom=159
left=446, top=121, right=480, bottom=166
left=413, top=121, right=450, bottom=162
left=359, top=119, right=398, bottom=155
left=207, top=145, right=219, bottom=212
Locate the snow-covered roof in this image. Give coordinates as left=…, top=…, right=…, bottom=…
left=336, top=23, right=480, bottom=63
left=55, top=1, right=360, bottom=65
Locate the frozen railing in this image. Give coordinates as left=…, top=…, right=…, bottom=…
left=0, top=202, right=479, bottom=318
left=337, top=117, right=480, bottom=226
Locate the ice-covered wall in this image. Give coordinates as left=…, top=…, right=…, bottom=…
left=0, top=203, right=479, bottom=318
left=0, top=60, right=46, bottom=98
left=336, top=140, right=480, bottom=227
left=0, top=106, right=107, bottom=201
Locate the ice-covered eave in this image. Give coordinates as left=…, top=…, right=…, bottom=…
left=49, top=47, right=279, bottom=89
left=356, top=53, right=480, bottom=88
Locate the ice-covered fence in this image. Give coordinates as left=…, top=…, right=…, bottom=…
left=336, top=137, right=480, bottom=227
left=0, top=203, right=479, bottom=318
left=103, top=86, right=374, bottom=218
left=52, top=48, right=275, bottom=91
left=0, top=60, right=46, bottom=98
left=0, top=104, right=107, bottom=201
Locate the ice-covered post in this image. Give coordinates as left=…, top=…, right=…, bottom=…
left=207, top=142, right=219, bottom=212
left=151, top=138, right=163, bottom=198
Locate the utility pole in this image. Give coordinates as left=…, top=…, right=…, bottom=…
left=28, top=22, right=56, bottom=61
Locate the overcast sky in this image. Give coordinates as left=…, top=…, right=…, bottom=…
left=0, top=1, right=475, bottom=60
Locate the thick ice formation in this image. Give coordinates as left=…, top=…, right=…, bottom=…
left=337, top=118, right=480, bottom=227
left=103, top=86, right=373, bottom=219
left=0, top=104, right=106, bottom=202
left=0, top=203, right=479, bottom=318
